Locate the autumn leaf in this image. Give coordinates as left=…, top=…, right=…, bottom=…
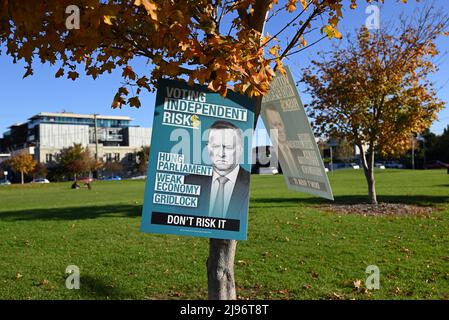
left=39, top=279, right=49, bottom=286
left=103, top=15, right=116, bottom=25
left=287, top=4, right=296, bottom=12
left=268, top=45, right=278, bottom=56
left=353, top=279, right=362, bottom=290
left=322, top=25, right=343, bottom=39
left=135, top=0, right=158, bottom=21
left=22, top=67, right=33, bottom=79
left=128, top=96, right=141, bottom=108
left=55, top=68, right=64, bottom=78
left=67, top=71, right=79, bottom=81
left=122, top=66, right=136, bottom=80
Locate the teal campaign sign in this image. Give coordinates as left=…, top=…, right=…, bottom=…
left=141, top=79, right=255, bottom=240
left=261, top=66, right=334, bottom=200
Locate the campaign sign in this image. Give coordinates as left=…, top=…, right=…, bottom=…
left=140, top=79, right=255, bottom=240
left=261, top=66, right=334, bottom=200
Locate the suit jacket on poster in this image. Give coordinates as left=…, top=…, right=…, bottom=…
left=184, top=166, right=250, bottom=220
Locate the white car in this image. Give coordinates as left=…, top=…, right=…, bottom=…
left=350, top=163, right=360, bottom=169
left=259, top=167, right=278, bottom=175
left=384, top=161, right=404, bottom=169
left=375, top=163, right=386, bottom=169
left=30, top=178, right=50, bottom=184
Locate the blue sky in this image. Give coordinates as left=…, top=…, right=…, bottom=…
left=1, top=1, right=448, bottom=139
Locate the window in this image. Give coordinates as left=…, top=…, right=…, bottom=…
left=46, top=154, right=53, bottom=163
left=114, top=153, right=120, bottom=161
left=105, top=153, right=113, bottom=161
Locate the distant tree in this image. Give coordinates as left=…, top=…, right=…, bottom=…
left=335, top=138, right=354, bottom=163
left=6, top=152, right=37, bottom=184
left=56, top=144, right=100, bottom=180
left=420, top=128, right=438, bottom=163
left=303, top=8, right=448, bottom=204
left=433, top=126, right=449, bottom=163
left=103, top=160, right=123, bottom=177
left=136, top=146, right=150, bottom=175
left=32, top=162, right=48, bottom=179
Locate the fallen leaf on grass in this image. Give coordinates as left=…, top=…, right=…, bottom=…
left=353, top=279, right=362, bottom=291
left=38, top=279, right=49, bottom=286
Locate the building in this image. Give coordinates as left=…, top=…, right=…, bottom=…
left=0, top=112, right=152, bottom=166
left=0, top=153, right=10, bottom=164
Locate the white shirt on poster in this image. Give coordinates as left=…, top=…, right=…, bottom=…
left=209, top=165, right=240, bottom=215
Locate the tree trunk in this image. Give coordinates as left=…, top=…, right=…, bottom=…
left=206, top=5, right=272, bottom=300
left=207, top=239, right=237, bottom=300
left=21, top=171, right=24, bottom=184
left=358, top=145, right=378, bottom=205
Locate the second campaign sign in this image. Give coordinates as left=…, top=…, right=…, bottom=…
left=141, top=79, right=255, bottom=240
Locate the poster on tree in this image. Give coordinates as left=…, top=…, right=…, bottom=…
left=261, top=66, right=334, bottom=200
left=140, top=79, right=255, bottom=240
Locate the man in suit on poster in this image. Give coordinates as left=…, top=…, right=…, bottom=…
left=185, top=120, right=250, bottom=220
left=263, top=104, right=298, bottom=176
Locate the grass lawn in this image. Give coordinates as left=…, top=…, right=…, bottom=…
left=0, top=169, right=448, bottom=300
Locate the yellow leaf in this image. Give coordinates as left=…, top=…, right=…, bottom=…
left=287, top=4, right=296, bottom=12
left=103, top=15, right=116, bottom=25
left=323, top=25, right=343, bottom=40
left=135, top=0, right=158, bottom=21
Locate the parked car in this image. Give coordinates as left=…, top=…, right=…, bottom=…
left=30, top=178, right=50, bottom=184
left=100, top=176, right=122, bottom=181
left=384, top=161, right=404, bottom=169
left=424, top=160, right=449, bottom=169
left=130, top=175, right=147, bottom=180
left=350, top=163, right=360, bottom=169
left=258, top=167, right=278, bottom=175
left=375, top=162, right=386, bottom=169
left=0, top=180, right=11, bottom=185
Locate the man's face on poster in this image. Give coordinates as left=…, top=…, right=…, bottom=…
left=207, top=128, right=242, bottom=172
left=266, top=107, right=287, bottom=143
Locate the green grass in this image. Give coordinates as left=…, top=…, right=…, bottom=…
left=0, top=169, right=448, bottom=300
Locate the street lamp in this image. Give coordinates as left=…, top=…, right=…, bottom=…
left=3, top=171, right=8, bottom=183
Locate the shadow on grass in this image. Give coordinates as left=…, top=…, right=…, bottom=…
left=0, top=204, right=142, bottom=221
left=80, top=275, right=132, bottom=299
left=252, top=195, right=449, bottom=207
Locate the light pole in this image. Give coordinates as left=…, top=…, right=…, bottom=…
left=3, top=171, right=8, bottom=183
